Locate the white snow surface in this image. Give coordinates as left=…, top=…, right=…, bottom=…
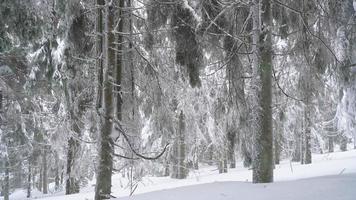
left=3, top=149, right=356, bottom=200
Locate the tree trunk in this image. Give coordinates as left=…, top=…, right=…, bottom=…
left=54, top=152, right=60, bottom=191
left=301, top=0, right=313, bottom=165
left=252, top=0, right=274, bottom=183
left=65, top=137, right=79, bottom=194
left=96, top=0, right=104, bottom=110
left=14, top=160, right=22, bottom=188
left=4, top=156, right=9, bottom=200
left=274, top=137, right=280, bottom=165
left=227, top=131, right=236, bottom=168
left=177, top=111, right=186, bottom=179
left=42, top=147, right=48, bottom=194
left=304, top=117, right=312, bottom=164
left=39, top=166, right=43, bottom=192
left=170, top=137, right=178, bottom=178
left=340, top=133, right=348, bottom=151
left=27, top=161, right=31, bottom=198
left=115, top=0, right=124, bottom=121
left=328, top=136, right=334, bottom=153
left=94, top=1, right=115, bottom=199
left=292, top=119, right=301, bottom=162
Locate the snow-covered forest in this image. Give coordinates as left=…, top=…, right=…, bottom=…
left=0, top=0, right=356, bottom=200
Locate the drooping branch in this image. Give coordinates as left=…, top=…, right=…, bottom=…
left=113, top=119, right=169, bottom=160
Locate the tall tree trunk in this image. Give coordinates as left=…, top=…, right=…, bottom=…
left=252, top=0, right=274, bottom=183
left=115, top=0, right=124, bottom=121
left=95, top=1, right=115, bottom=199
left=63, top=77, right=81, bottom=194
left=96, top=0, right=104, bottom=110
left=301, top=2, right=312, bottom=165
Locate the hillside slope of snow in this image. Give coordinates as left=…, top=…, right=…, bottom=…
left=117, top=174, right=356, bottom=200
left=2, top=149, right=356, bottom=200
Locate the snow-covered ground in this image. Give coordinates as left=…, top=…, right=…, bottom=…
left=3, top=149, right=356, bottom=200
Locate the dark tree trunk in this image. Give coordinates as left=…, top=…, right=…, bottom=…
left=96, top=0, right=104, bottom=110
left=227, top=131, right=236, bottom=168
left=27, top=161, right=31, bottom=198
left=94, top=1, right=115, bottom=199
left=252, top=0, right=274, bottom=183
left=115, top=0, right=124, bottom=121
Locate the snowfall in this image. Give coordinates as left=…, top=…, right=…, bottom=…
left=3, top=147, right=356, bottom=200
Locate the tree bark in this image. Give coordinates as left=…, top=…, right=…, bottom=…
left=252, top=0, right=274, bottom=183
left=94, top=1, right=115, bottom=199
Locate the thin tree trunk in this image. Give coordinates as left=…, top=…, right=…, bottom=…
left=301, top=0, right=313, bottom=165
left=42, top=146, right=48, bottom=194
left=252, top=0, right=274, bottom=183
left=177, top=111, right=186, bottom=179
left=54, top=152, right=60, bottom=191
left=27, top=160, right=32, bottom=198
left=4, top=156, right=9, bottom=200
left=96, top=0, right=104, bottom=110
left=274, top=137, right=280, bottom=165
left=115, top=0, right=124, bottom=121
left=39, top=165, right=43, bottom=192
